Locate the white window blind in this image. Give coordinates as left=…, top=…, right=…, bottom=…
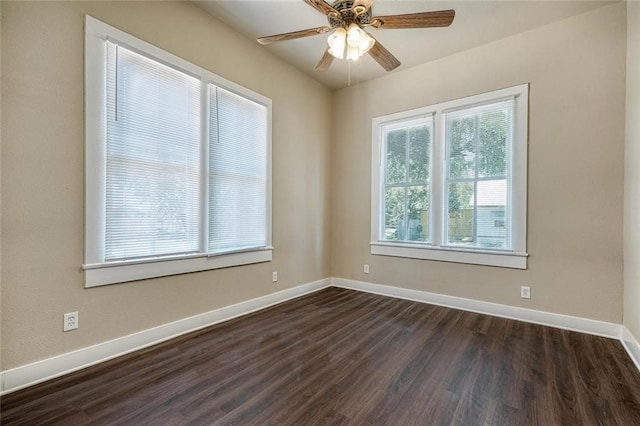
left=105, top=42, right=202, bottom=261
left=85, top=16, right=273, bottom=286
left=445, top=100, right=513, bottom=250
left=209, top=86, right=268, bottom=254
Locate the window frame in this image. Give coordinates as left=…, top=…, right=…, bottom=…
left=84, top=16, right=272, bottom=287
left=381, top=116, right=434, bottom=244
left=371, top=84, right=528, bottom=269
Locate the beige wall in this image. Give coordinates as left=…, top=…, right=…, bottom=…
left=624, top=0, right=640, bottom=341
left=0, top=0, right=632, bottom=374
left=331, top=3, right=626, bottom=322
left=1, top=1, right=332, bottom=369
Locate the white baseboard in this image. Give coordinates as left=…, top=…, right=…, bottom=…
left=621, top=326, right=640, bottom=372
left=3, top=277, right=637, bottom=395
left=0, top=278, right=331, bottom=395
left=332, top=278, right=621, bottom=339
left=333, top=278, right=638, bottom=373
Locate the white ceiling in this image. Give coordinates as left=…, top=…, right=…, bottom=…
left=195, top=0, right=617, bottom=89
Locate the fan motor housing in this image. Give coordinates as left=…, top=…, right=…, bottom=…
left=329, top=0, right=372, bottom=28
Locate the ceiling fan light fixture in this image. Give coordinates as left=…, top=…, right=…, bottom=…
left=359, top=36, right=374, bottom=52
left=327, top=27, right=347, bottom=59
left=328, top=24, right=375, bottom=61
left=346, top=23, right=362, bottom=47
left=347, top=23, right=375, bottom=55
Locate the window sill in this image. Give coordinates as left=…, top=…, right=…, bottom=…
left=370, top=242, right=527, bottom=269
left=83, top=248, right=273, bottom=287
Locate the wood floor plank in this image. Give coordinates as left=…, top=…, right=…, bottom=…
left=2, top=287, right=640, bottom=425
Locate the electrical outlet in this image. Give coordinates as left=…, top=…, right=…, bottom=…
left=520, top=286, right=531, bottom=300
left=272, top=271, right=278, bottom=283
left=64, top=312, right=78, bottom=332
left=364, top=264, right=370, bottom=274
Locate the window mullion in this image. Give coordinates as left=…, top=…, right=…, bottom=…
left=506, top=106, right=514, bottom=249
left=432, top=112, right=445, bottom=247
left=201, top=81, right=210, bottom=254
left=473, top=114, right=480, bottom=245
left=403, top=128, right=410, bottom=240
left=402, top=185, right=408, bottom=240
left=377, top=128, right=385, bottom=242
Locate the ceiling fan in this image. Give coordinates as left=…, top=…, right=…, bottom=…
left=257, top=0, right=455, bottom=72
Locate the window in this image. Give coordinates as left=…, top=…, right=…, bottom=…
left=371, top=85, right=528, bottom=269
left=84, top=16, right=272, bottom=287
left=383, top=117, right=433, bottom=243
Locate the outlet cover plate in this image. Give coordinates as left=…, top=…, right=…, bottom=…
left=64, top=312, right=79, bottom=332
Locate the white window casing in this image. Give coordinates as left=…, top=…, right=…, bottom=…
left=371, top=85, right=528, bottom=269
left=84, top=16, right=272, bottom=287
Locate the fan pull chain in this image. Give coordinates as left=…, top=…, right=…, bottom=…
left=348, top=60, right=351, bottom=87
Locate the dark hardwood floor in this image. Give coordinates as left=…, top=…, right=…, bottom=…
left=2, top=287, right=640, bottom=425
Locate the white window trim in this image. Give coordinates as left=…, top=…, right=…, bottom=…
left=84, top=16, right=272, bottom=287
left=83, top=249, right=274, bottom=288
left=371, top=84, right=528, bottom=269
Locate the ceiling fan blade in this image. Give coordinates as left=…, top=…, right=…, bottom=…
left=314, top=49, right=335, bottom=71
left=370, top=10, right=455, bottom=29
left=352, top=0, right=374, bottom=14
left=257, top=26, right=331, bottom=45
left=367, top=36, right=401, bottom=71
left=303, top=0, right=338, bottom=15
